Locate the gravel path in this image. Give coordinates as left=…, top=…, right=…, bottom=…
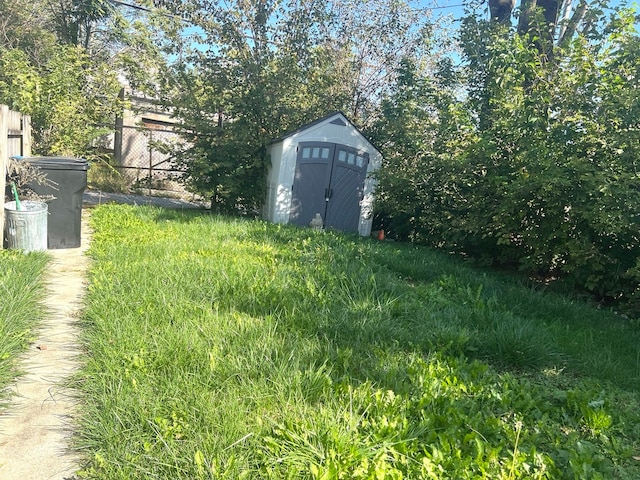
left=83, top=189, right=207, bottom=209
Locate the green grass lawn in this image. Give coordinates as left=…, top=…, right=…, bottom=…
left=74, top=204, right=640, bottom=479
left=0, top=249, right=48, bottom=407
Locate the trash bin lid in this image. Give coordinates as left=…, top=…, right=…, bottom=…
left=22, top=156, right=89, bottom=171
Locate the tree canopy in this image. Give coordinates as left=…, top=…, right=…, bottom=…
left=0, top=0, right=166, bottom=157
left=156, top=0, right=438, bottom=213
left=374, top=0, right=640, bottom=315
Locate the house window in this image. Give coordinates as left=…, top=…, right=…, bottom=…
left=141, top=117, right=175, bottom=130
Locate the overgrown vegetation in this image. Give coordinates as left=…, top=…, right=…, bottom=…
left=0, top=44, right=121, bottom=157
left=373, top=5, right=640, bottom=316
left=160, top=0, right=436, bottom=213
left=6, top=157, right=58, bottom=201
left=0, top=0, right=165, bottom=158
left=0, top=250, right=48, bottom=406
left=74, top=204, right=640, bottom=478
left=86, top=156, right=129, bottom=194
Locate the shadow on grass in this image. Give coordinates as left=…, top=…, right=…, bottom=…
left=234, top=220, right=640, bottom=392
left=141, top=205, right=640, bottom=391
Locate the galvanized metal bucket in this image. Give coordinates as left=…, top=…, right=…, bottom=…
left=4, top=200, right=48, bottom=252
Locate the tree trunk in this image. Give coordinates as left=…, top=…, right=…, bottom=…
left=488, top=0, right=515, bottom=23
left=517, top=0, right=560, bottom=57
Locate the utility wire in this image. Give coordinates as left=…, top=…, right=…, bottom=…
left=109, top=0, right=153, bottom=13
left=109, top=0, right=467, bottom=16
left=108, top=0, right=191, bottom=22
left=428, top=4, right=466, bottom=9
left=107, top=0, right=470, bottom=31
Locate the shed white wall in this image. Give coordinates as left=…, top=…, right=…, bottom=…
left=264, top=140, right=286, bottom=223
left=264, top=114, right=382, bottom=236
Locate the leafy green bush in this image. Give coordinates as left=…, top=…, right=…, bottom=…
left=0, top=45, right=122, bottom=157
left=373, top=12, right=640, bottom=317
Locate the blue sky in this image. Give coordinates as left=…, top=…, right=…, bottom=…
left=421, top=0, right=638, bottom=26
left=174, top=0, right=639, bottom=57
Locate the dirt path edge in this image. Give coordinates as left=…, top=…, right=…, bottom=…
left=0, top=210, right=92, bottom=480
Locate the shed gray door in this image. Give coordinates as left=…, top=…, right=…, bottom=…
left=289, top=142, right=369, bottom=233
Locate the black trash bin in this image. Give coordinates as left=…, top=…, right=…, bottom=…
left=23, top=157, right=88, bottom=249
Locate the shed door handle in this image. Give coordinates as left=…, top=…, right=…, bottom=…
left=325, top=188, right=333, bottom=200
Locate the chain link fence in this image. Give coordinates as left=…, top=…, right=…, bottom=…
left=97, top=119, right=210, bottom=209
left=115, top=124, right=187, bottom=195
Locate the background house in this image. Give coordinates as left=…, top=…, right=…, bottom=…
left=112, top=89, right=188, bottom=197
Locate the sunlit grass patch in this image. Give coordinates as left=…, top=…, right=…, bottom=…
left=74, top=204, right=640, bottom=478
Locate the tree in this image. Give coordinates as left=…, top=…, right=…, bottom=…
left=371, top=0, right=640, bottom=315
left=318, top=0, right=434, bottom=127
left=46, top=0, right=116, bottom=48
left=156, top=0, right=436, bottom=213
left=0, top=0, right=56, bottom=56
left=161, top=0, right=327, bottom=212
left=0, top=44, right=122, bottom=156
left=454, top=4, right=639, bottom=312
left=370, top=57, right=475, bottom=242
left=487, top=0, right=607, bottom=56
left=0, top=0, right=166, bottom=157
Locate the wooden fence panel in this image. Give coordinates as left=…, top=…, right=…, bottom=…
left=0, top=105, right=33, bottom=249
left=0, top=105, right=7, bottom=249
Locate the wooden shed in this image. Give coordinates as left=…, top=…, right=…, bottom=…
left=263, top=112, right=382, bottom=236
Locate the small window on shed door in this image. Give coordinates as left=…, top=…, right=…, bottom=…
left=302, top=147, right=311, bottom=159
left=321, top=147, right=330, bottom=159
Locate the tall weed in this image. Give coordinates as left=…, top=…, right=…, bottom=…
left=0, top=250, right=48, bottom=406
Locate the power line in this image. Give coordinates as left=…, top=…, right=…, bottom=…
left=107, top=0, right=470, bottom=29
left=428, top=4, right=466, bottom=9
left=109, top=0, right=152, bottom=13
left=108, top=0, right=190, bottom=22
left=110, top=0, right=467, bottom=15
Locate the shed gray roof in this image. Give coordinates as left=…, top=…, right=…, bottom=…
left=270, top=111, right=382, bottom=155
